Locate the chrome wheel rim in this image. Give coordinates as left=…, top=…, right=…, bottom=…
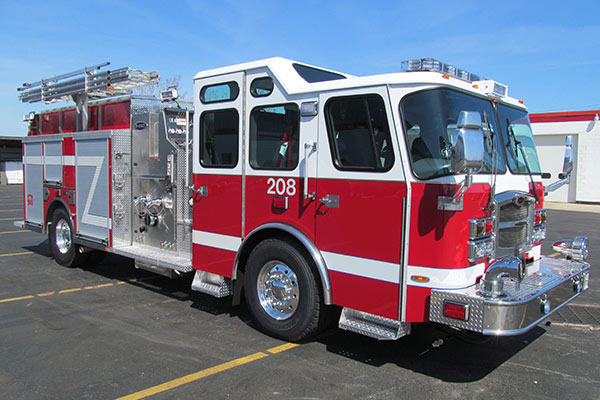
left=257, top=261, right=299, bottom=320
left=55, top=219, right=71, bottom=254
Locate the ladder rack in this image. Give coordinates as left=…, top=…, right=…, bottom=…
left=17, top=62, right=159, bottom=104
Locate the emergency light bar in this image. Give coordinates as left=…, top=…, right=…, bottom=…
left=401, top=58, right=508, bottom=97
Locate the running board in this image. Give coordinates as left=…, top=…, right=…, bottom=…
left=191, top=271, right=232, bottom=298
left=338, top=308, right=411, bottom=340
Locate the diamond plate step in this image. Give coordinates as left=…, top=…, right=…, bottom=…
left=338, top=308, right=411, bottom=340
left=191, top=270, right=233, bottom=298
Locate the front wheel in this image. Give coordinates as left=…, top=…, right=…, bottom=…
left=244, top=238, right=329, bottom=342
left=49, top=208, right=86, bottom=267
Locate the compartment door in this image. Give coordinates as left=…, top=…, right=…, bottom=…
left=74, top=135, right=110, bottom=244
left=23, top=141, right=44, bottom=226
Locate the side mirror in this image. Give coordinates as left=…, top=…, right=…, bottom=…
left=559, top=135, right=573, bottom=179
left=452, top=111, right=484, bottom=176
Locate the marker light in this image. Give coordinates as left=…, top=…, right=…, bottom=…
left=443, top=301, right=469, bottom=321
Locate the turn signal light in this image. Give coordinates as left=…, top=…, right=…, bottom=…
left=443, top=301, right=469, bottom=321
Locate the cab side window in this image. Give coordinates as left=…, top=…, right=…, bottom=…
left=325, top=95, right=394, bottom=171
left=249, top=104, right=300, bottom=170
left=200, top=109, right=239, bottom=168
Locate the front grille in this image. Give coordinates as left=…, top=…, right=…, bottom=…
left=499, top=201, right=529, bottom=222
left=495, top=192, right=535, bottom=255
left=498, top=224, right=528, bottom=248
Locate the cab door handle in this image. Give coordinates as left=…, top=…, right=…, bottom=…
left=319, top=194, right=339, bottom=208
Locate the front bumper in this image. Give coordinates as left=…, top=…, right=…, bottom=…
left=429, top=256, right=590, bottom=335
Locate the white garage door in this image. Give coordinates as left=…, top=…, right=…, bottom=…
left=534, top=134, right=577, bottom=203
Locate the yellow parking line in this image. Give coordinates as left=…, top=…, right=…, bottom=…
left=0, top=279, right=137, bottom=304
left=267, top=342, right=299, bottom=354
left=0, top=230, right=28, bottom=235
left=0, top=251, right=33, bottom=257
left=0, top=217, right=19, bottom=221
left=0, top=295, right=35, bottom=304
left=548, top=252, right=561, bottom=258
left=116, top=351, right=275, bottom=400
left=58, top=288, right=83, bottom=294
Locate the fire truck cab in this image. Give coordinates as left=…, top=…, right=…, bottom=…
left=17, top=58, right=590, bottom=342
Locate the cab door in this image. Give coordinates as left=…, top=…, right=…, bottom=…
left=192, top=72, right=244, bottom=277
left=243, top=70, right=318, bottom=241
left=315, top=87, right=407, bottom=320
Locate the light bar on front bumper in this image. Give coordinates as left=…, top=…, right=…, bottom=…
left=429, top=256, right=590, bottom=335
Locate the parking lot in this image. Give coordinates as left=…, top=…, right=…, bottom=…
left=0, top=183, right=598, bottom=400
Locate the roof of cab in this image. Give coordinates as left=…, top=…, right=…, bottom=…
left=193, top=57, right=526, bottom=110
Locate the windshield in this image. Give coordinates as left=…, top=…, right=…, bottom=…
left=400, top=88, right=507, bottom=179
left=497, top=105, right=541, bottom=174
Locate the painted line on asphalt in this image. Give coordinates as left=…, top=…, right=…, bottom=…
left=0, top=278, right=151, bottom=304
left=0, top=230, right=29, bottom=235
left=0, top=209, right=20, bottom=213
left=0, top=295, right=35, bottom=304
left=0, top=217, right=20, bottom=221
left=115, top=343, right=300, bottom=400
left=0, top=251, right=33, bottom=257
left=548, top=252, right=561, bottom=258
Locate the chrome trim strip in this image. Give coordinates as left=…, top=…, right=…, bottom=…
left=232, top=222, right=332, bottom=305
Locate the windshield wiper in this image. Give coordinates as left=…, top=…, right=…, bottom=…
left=506, top=119, right=540, bottom=204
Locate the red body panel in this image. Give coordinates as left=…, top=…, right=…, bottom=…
left=330, top=270, right=399, bottom=319
left=405, top=285, right=431, bottom=322
left=530, top=181, right=544, bottom=208
left=408, top=183, right=490, bottom=269
left=192, top=174, right=242, bottom=237
left=315, top=179, right=406, bottom=263
left=315, top=178, right=406, bottom=318
left=192, top=245, right=236, bottom=278
left=89, top=106, right=99, bottom=131
left=62, top=138, right=76, bottom=189
left=102, top=101, right=130, bottom=129
left=192, top=174, right=242, bottom=276
left=244, top=176, right=315, bottom=238
left=62, top=109, right=76, bottom=133
left=41, top=112, right=60, bottom=134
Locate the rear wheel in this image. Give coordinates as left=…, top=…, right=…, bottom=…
left=244, top=238, right=329, bottom=342
left=49, top=208, right=86, bottom=267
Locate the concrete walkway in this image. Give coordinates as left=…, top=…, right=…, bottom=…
left=544, top=201, right=600, bottom=213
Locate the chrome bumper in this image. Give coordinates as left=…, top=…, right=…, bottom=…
left=429, top=256, right=590, bottom=335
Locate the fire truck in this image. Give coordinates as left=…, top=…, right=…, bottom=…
left=16, top=59, right=590, bottom=342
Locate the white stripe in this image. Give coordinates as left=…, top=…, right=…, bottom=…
left=23, top=156, right=42, bottom=165
left=63, top=155, right=75, bottom=166
left=81, top=214, right=109, bottom=228
left=406, top=263, right=485, bottom=290
left=322, top=251, right=400, bottom=284
left=44, top=156, right=62, bottom=165
left=192, top=230, right=241, bottom=252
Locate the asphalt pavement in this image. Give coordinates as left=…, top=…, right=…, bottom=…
left=0, top=184, right=598, bottom=400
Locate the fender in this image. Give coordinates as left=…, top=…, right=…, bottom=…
left=44, top=196, right=73, bottom=233
left=233, top=223, right=332, bottom=305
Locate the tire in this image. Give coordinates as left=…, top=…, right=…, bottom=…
left=244, top=238, right=329, bottom=342
left=49, top=208, right=86, bottom=267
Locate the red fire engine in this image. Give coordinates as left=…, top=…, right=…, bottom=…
left=16, top=59, right=590, bottom=341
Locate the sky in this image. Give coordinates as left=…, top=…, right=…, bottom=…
left=1, top=0, right=599, bottom=137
